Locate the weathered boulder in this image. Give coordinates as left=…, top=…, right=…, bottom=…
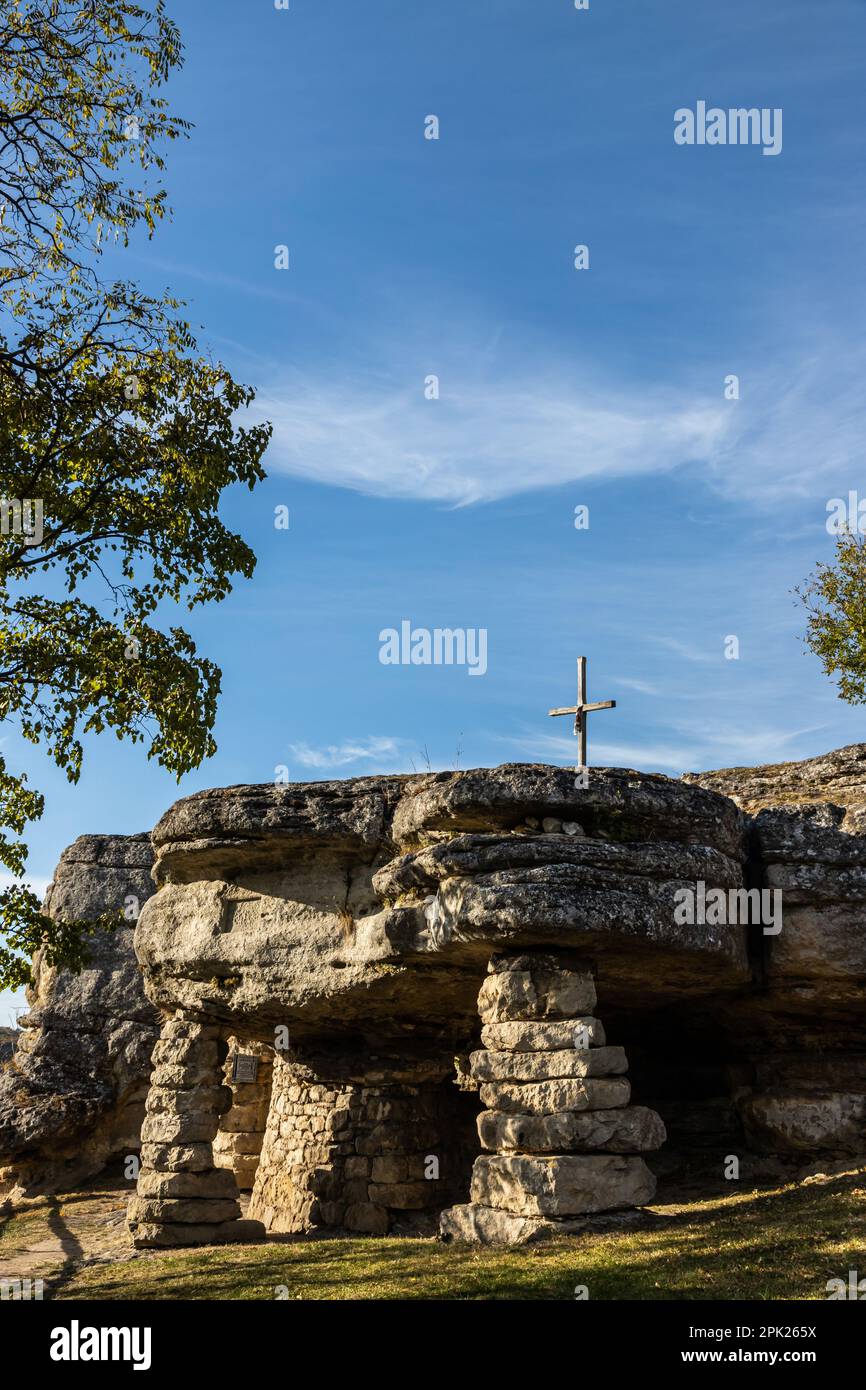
left=0, top=834, right=159, bottom=1197
left=477, top=1106, right=666, bottom=1154
left=3, top=745, right=864, bottom=1243
left=470, top=1154, right=657, bottom=1216
left=683, top=743, right=866, bottom=831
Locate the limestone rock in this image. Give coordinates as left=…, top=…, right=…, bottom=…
left=0, top=834, right=159, bottom=1196
left=136, top=1168, right=239, bottom=1199
left=478, top=958, right=597, bottom=1023
left=145, top=1085, right=233, bottom=1117
left=739, top=1092, right=866, bottom=1156
left=140, top=1113, right=220, bottom=1145
left=344, top=1202, right=389, bottom=1235
left=684, top=744, right=866, bottom=832
left=128, top=1196, right=241, bottom=1225
left=131, top=1218, right=265, bottom=1249
left=481, top=1019, right=605, bottom=1051
left=479, top=1077, right=631, bottom=1115
left=469, top=1046, right=627, bottom=1083
left=139, top=1142, right=217, bottom=1172
left=477, top=1106, right=667, bottom=1154
left=471, top=1154, right=657, bottom=1216
left=439, top=1202, right=591, bottom=1246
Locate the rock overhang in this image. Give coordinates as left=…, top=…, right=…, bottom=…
left=135, top=765, right=752, bottom=1039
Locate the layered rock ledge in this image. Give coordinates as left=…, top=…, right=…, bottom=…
left=3, top=748, right=864, bottom=1245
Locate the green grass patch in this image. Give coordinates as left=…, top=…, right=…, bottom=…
left=56, top=1173, right=866, bottom=1301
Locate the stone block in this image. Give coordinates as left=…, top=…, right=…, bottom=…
left=469, top=1046, right=627, bottom=1083
left=439, top=1203, right=589, bottom=1246
left=480, top=1019, right=605, bottom=1051
left=479, top=1076, right=631, bottom=1116
left=370, top=1155, right=408, bottom=1184
left=477, top=959, right=596, bottom=1023
left=344, top=1202, right=389, bottom=1235
left=151, top=1038, right=219, bottom=1069
left=128, top=1196, right=242, bottom=1225
left=218, top=1103, right=265, bottom=1132
left=367, top=1181, right=432, bottom=1210
left=140, top=1113, right=220, bottom=1145
left=471, top=1154, right=656, bottom=1216
left=477, top=1105, right=666, bottom=1154
left=159, top=1019, right=222, bottom=1042
left=130, top=1219, right=264, bottom=1249
left=137, top=1169, right=239, bottom=1199
left=145, top=1085, right=233, bottom=1117
left=209, top=1130, right=264, bottom=1155
left=140, top=1142, right=215, bottom=1172
left=150, top=1060, right=219, bottom=1090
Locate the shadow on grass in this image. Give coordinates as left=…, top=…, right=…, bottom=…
left=57, top=1172, right=866, bottom=1302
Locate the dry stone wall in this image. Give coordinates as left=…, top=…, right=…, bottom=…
left=249, top=1050, right=477, bottom=1235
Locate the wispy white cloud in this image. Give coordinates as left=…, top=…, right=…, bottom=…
left=288, top=735, right=409, bottom=771
left=497, top=718, right=830, bottom=777
left=648, top=636, right=721, bottom=667
left=254, top=329, right=866, bottom=510
left=497, top=729, right=700, bottom=774
left=257, top=368, right=726, bottom=507
left=615, top=677, right=663, bottom=696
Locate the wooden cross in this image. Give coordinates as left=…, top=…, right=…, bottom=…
left=548, top=656, right=616, bottom=769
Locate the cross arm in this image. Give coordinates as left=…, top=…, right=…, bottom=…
left=548, top=700, right=616, bottom=717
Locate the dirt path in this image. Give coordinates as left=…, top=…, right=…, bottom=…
left=0, top=1177, right=139, bottom=1297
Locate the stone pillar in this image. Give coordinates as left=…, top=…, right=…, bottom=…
left=127, top=1017, right=264, bottom=1248
left=440, top=951, right=667, bottom=1245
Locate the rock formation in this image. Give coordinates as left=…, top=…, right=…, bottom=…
left=0, top=834, right=159, bottom=1197
left=2, top=745, right=864, bottom=1247
left=125, top=753, right=864, bottom=1246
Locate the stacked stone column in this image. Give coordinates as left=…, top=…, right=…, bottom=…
left=127, top=1017, right=263, bottom=1248
left=440, top=952, right=667, bottom=1245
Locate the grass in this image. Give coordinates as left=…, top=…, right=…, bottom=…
left=34, top=1170, right=866, bottom=1301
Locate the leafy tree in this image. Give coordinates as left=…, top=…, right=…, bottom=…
left=0, top=2, right=270, bottom=988
left=0, top=0, right=187, bottom=299
left=798, top=531, right=866, bottom=707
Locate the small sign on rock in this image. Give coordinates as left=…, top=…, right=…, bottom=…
left=231, top=1053, right=260, bottom=1084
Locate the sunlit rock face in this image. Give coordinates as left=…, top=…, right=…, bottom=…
left=0, top=835, right=159, bottom=1198
left=5, top=748, right=866, bottom=1240
left=135, top=764, right=751, bottom=1041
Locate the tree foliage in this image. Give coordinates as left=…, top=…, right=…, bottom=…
left=798, top=531, right=866, bottom=706
left=0, top=0, right=187, bottom=296
left=0, top=1, right=270, bottom=988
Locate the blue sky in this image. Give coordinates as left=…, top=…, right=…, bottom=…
left=3, top=0, right=865, bottom=1023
